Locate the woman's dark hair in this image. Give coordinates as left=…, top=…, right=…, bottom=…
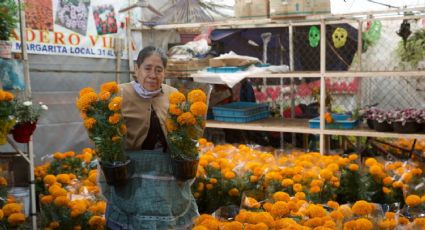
left=136, top=46, right=167, bottom=67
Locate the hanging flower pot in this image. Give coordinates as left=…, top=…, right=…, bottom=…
left=11, top=122, right=37, bottom=143
left=99, top=158, right=133, bottom=186
left=171, top=158, right=199, bottom=181
left=0, top=41, right=12, bottom=59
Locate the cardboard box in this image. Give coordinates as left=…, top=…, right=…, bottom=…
left=235, top=0, right=269, bottom=19
left=270, top=0, right=331, bottom=18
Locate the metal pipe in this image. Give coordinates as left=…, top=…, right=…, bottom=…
left=319, top=19, right=326, bottom=155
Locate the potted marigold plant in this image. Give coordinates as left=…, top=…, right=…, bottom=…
left=166, top=89, right=208, bottom=181
left=11, top=99, right=48, bottom=143
left=76, top=82, right=130, bottom=186
left=0, top=90, right=15, bottom=144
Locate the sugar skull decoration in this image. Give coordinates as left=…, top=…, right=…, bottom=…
left=332, top=27, right=348, bottom=48
left=308, top=26, right=320, bottom=48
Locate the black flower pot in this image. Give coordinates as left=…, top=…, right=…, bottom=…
left=100, top=158, right=133, bottom=186
left=373, top=120, right=393, bottom=132
left=366, top=119, right=374, bottom=129
left=171, top=158, right=199, bottom=181
left=393, top=121, right=419, bottom=134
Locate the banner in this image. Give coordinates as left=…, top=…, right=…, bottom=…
left=11, top=0, right=139, bottom=59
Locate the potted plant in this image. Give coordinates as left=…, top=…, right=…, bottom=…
left=11, top=99, right=48, bottom=143
left=0, top=0, right=19, bottom=59
left=166, top=89, right=208, bottom=181
left=372, top=109, right=393, bottom=132
left=0, top=90, right=15, bottom=144
left=392, top=108, right=420, bottom=133
left=76, top=82, right=130, bottom=186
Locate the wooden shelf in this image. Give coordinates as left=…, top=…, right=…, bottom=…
left=206, top=118, right=320, bottom=134
left=323, top=127, right=425, bottom=139
left=206, top=118, right=425, bottom=139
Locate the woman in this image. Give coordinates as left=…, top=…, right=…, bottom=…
left=99, top=46, right=199, bottom=229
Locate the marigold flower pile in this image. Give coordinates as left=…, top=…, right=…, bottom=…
left=194, top=139, right=425, bottom=219
left=35, top=148, right=106, bottom=229
left=0, top=176, right=27, bottom=229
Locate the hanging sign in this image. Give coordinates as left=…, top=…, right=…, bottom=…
left=10, top=0, right=139, bottom=59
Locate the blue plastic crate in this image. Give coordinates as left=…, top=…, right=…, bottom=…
left=212, top=102, right=269, bottom=117
left=309, top=114, right=359, bottom=129
left=214, top=111, right=270, bottom=123
left=207, top=66, right=247, bottom=73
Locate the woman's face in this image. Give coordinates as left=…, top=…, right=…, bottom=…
left=135, top=53, right=165, bottom=91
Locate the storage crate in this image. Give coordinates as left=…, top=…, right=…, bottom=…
left=213, top=102, right=269, bottom=117
left=212, top=102, right=270, bottom=123
left=207, top=66, right=247, bottom=73
left=309, top=114, right=359, bottom=129
left=214, top=111, right=270, bottom=123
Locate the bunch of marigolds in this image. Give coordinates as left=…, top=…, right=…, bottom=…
left=76, top=82, right=127, bottom=164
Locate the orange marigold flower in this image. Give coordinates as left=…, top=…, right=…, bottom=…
left=382, top=187, right=392, bottom=194
left=100, top=82, right=119, bottom=94
left=221, top=221, right=243, bottom=230
left=188, top=89, right=207, bottom=103
left=190, top=102, right=207, bottom=116
left=40, top=195, right=53, bottom=205
left=43, top=174, right=56, bottom=186
left=293, top=183, right=303, bottom=192
left=327, top=201, right=339, bottom=209
left=108, top=96, right=122, bottom=111
left=2, top=203, right=22, bottom=217
left=88, top=215, right=105, bottom=227
left=84, top=118, right=97, bottom=129
left=352, top=200, right=373, bottom=216
left=355, top=218, right=373, bottom=230
left=98, top=90, right=111, bottom=101
left=320, top=169, right=333, bottom=180
left=0, top=177, right=8, bottom=186
left=165, top=118, right=177, bottom=132
left=310, top=185, right=321, bottom=193
left=79, top=87, right=95, bottom=97
left=281, top=178, right=294, bottom=187
left=176, top=112, right=196, bottom=126
left=224, top=171, right=236, bottom=179
left=119, top=124, right=127, bottom=135
left=108, top=113, right=121, bottom=124
left=169, top=103, right=183, bottom=116
left=7, top=213, right=25, bottom=226
left=383, top=176, right=394, bottom=186
left=348, top=153, right=358, bottom=161
left=228, top=188, right=240, bottom=197
left=365, top=158, right=377, bottom=167
left=406, top=195, right=421, bottom=207
left=64, top=151, right=75, bottom=157
left=273, top=191, right=290, bottom=202
left=76, top=92, right=98, bottom=111
left=112, top=136, right=121, bottom=143
left=348, top=163, right=359, bottom=171
left=3, top=92, right=14, bottom=101
left=53, top=152, right=65, bottom=160
left=169, top=92, right=186, bottom=104
left=295, top=192, right=306, bottom=200
left=56, top=174, right=71, bottom=184
left=270, top=201, right=289, bottom=217
left=54, top=196, right=69, bottom=206
left=385, top=212, right=396, bottom=219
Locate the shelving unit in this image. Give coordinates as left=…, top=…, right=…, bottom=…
left=135, top=7, right=425, bottom=154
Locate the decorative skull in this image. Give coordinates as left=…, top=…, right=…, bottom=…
left=308, top=26, right=320, bottom=48
left=332, top=27, right=348, bottom=48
